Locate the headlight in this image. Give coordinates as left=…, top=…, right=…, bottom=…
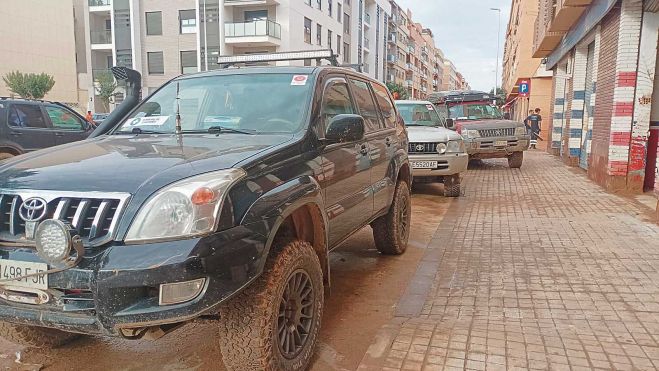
left=125, top=168, right=246, bottom=243
left=436, top=143, right=447, bottom=154
left=463, top=129, right=480, bottom=139
left=446, top=140, right=465, bottom=153
left=515, top=126, right=528, bottom=136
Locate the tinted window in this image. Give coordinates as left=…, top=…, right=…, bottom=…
left=181, top=50, right=197, bottom=74
left=371, top=83, right=397, bottom=129
left=148, top=51, right=164, bottom=75
left=322, top=81, right=354, bottom=128
left=45, top=106, right=85, bottom=130
left=349, top=79, right=380, bottom=132
left=8, top=104, right=47, bottom=128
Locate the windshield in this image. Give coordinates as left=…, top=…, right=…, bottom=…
left=396, top=103, right=445, bottom=127
left=115, top=73, right=312, bottom=134
left=448, top=103, right=503, bottom=120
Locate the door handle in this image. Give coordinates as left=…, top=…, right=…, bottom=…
left=10, top=132, right=22, bottom=136
left=359, top=144, right=369, bottom=156
left=385, top=137, right=393, bottom=147
left=55, top=133, right=64, bottom=137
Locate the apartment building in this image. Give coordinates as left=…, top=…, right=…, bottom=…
left=82, top=0, right=390, bottom=111
left=0, top=0, right=86, bottom=110
left=441, top=60, right=458, bottom=91
left=534, top=0, right=659, bottom=194
left=501, top=0, right=552, bottom=143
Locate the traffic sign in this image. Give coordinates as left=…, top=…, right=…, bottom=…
left=519, top=79, right=531, bottom=97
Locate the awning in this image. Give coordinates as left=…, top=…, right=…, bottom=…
left=502, top=96, right=518, bottom=109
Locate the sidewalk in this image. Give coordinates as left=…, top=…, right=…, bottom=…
left=359, top=151, right=659, bottom=371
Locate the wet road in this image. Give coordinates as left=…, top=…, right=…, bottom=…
left=0, top=185, right=451, bottom=371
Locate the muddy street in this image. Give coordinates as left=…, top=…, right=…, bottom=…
left=0, top=189, right=451, bottom=371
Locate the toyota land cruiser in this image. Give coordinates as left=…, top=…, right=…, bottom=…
left=0, top=51, right=411, bottom=370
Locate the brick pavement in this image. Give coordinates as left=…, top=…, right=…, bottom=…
left=358, top=151, right=659, bottom=371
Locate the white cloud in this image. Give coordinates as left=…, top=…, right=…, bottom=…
left=394, top=0, right=511, bottom=92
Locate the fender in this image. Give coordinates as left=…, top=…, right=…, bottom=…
left=0, top=140, right=23, bottom=156
left=241, top=176, right=329, bottom=282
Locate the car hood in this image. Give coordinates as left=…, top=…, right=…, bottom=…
left=406, top=126, right=463, bottom=142
left=0, top=133, right=294, bottom=193
left=455, top=119, right=523, bottom=131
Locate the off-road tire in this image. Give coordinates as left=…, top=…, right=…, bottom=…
left=443, top=174, right=461, bottom=197
left=371, top=181, right=411, bottom=255
left=508, top=151, right=523, bottom=168
left=0, top=322, right=79, bottom=348
left=218, top=240, right=323, bottom=371
left=0, top=153, right=14, bottom=161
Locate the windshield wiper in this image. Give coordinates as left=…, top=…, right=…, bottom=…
left=115, top=127, right=168, bottom=135
left=181, top=126, right=257, bottom=135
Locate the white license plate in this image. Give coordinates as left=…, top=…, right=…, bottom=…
left=494, top=140, right=508, bottom=147
left=411, top=161, right=438, bottom=169
left=0, top=260, right=48, bottom=290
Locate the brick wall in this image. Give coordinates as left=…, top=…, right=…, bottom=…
left=589, top=5, right=620, bottom=188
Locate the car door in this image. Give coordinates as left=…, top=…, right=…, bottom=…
left=320, top=76, right=373, bottom=246
left=5, top=102, right=54, bottom=151
left=43, top=104, right=91, bottom=146
left=369, top=82, right=400, bottom=214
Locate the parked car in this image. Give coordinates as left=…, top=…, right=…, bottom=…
left=0, top=98, right=94, bottom=161
left=395, top=100, right=467, bottom=197
left=92, top=113, right=109, bottom=125
left=428, top=90, right=529, bottom=168
left=0, top=53, right=411, bottom=371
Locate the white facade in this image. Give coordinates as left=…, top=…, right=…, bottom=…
left=82, top=0, right=390, bottom=111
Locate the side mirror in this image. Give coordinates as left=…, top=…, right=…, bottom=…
left=503, top=112, right=511, bottom=120
left=325, top=114, right=365, bottom=143
left=445, top=118, right=455, bottom=129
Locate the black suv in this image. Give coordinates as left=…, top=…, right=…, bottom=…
left=0, top=98, right=94, bottom=160
left=0, top=57, right=410, bottom=370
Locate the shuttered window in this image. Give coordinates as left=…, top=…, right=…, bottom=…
left=147, top=51, right=164, bottom=75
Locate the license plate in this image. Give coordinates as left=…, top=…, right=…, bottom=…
left=411, top=161, right=438, bottom=169
left=0, top=260, right=48, bottom=290
left=494, top=140, right=508, bottom=147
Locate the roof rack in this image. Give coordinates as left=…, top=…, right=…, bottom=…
left=217, top=49, right=339, bottom=68
left=428, top=90, right=493, bottom=104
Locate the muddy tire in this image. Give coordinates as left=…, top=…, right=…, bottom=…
left=0, top=322, right=79, bottom=348
left=371, top=181, right=411, bottom=255
left=0, top=153, right=14, bottom=161
left=218, top=240, right=323, bottom=371
left=443, top=174, right=461, bottom=197
left=508, top=151, right=523, bottom=168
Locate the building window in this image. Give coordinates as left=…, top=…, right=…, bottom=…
left=305, top=0, right=311, bottom=5
left=147, top=51, right=164, bottom=74
left=328, top=30, right=332, bottom=50
left=338, top=3, right=342, bottom=22
left=317, top=0, right=322, bottom=10
left=180, top=51, right=197, bottom=74
left=244, top=10, right=267, bottom=21
left=317, top=24, right=322, bottom=45
left=145, top=11, right=162, bottom=35
left=328, top=0, right=332, bottom=16
left=344, top=14, right=350, bottom=34
left=337, top=35, right=341, bottom=55
left=304, top=17, right=312, bottom=44
left=179, top=9, right=197, bottom=34
left=343, top=42, right=350, bottom=63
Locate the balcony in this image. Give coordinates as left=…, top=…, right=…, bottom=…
left=405, top=80, right=413, bottom=87
left=88, top=0, right=111, bottom=10
left=364, top=13, right=371, bottom=27
left=405, top=63, right=413, bottom=71
left=90, top=30, right=112, bottom=49
left=363, top=38, right=370, bottom=51
left=225, top=20, right=281, bottom=46
left=224, top=0, right=280, bottom=5
left=549, top=0, right=588, bottom=32
left=387, top=54, right=397, bottom=63
left=532, top=0, right=590, bottom=57
left=407, top=45, right=415, bottom=54
left=387, top=35, right=396, bottom=44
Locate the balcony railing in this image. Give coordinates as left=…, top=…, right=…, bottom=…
left=405, top=63, right=413, bottom=71
left=365, top=13, right=371, bottom=24
left=364, top=38, right=370, bottom=49
left=225, top=20, right=281, bottom=39
left=90, top=30, right=112, bottom=44
left=387, top=54, right=397, bottom=63
left=408, top=45, right=415, bottom=53
left=88, top=0, right=111, bottom=6
left=405, top=80, right=413, bottom=87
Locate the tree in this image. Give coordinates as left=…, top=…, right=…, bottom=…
left=95, top=71, right=117, bottom=112
left=386, top=82, right=409, bottom=100
left=2, top=71, right=55, bottom=99
left=489, top=87, right=507, bottom=106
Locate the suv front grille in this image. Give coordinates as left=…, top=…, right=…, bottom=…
left=409, top=142, right=439, bottom=154
left=478, top=128, right=515, bottom=137
left=0, top=191, right=130, bottom=247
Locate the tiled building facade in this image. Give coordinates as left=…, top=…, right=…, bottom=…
left=535, top=0, right=659, bottom=193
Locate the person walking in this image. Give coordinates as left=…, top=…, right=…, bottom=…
left=525, top=108, right=542, bottom=149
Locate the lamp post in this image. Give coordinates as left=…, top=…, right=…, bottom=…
left=490, top=7, right=501, bottom=98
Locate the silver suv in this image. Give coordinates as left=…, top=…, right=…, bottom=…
left=396, top=100, right=467, bottom=197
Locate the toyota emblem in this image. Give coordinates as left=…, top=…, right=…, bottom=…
left=415, top=144, right=425, bottom=152
left=19, top=197, right=48, bottom=223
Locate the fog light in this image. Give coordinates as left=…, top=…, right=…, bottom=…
left=35, top=220, right=81, bottom=266
left=159, top=278, right=206, bottom=306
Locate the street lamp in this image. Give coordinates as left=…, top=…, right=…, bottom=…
left=491, top=7, right=501, bottom=97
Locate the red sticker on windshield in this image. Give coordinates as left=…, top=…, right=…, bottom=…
left=291, top=75, right=308, bottom=86
left=426, top=104, right=435, bottom=110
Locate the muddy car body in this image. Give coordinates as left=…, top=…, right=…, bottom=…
left=428, top=90, right=529, bottom=168
left=0, top=56, right=411, bottom=370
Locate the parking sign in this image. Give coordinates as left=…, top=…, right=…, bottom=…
left=519, top=80, right=531, bottom=97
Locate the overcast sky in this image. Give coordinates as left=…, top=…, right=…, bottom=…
left=395, top=0, right=511, bottom=92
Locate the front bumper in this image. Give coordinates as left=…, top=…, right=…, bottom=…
left=465, top=136, right=529, bottom=158
left=410, top=152, right=468, bottom=177
left=0, top=224, right=268, bottom=336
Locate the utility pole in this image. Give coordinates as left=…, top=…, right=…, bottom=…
left=490, top=7, right=501, bottom=97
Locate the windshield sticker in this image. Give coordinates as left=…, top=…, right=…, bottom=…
left=426, top=104, right=435, bottom=110
left=126, top=115, right=169, bottom=127
left=291, top=75, right=308, bottom=86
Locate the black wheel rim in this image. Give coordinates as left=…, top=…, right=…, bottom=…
left=277, top=269, right=314, bottom=359
left=398, top=193, right=410, bottom=241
